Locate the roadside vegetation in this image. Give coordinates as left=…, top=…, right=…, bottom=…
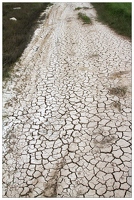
left=78, top=12, right=92, bottom=24
left=91, top=3, right=131, bottom=38
left=3, top=3, right=52, bottom=79
left=75, top=7, right=89, bottom=11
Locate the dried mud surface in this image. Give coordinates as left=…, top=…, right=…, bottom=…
left=2, top=2, right=132, bottom=198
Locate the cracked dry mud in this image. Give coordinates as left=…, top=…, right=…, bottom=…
left=2, top=2, right=132, bottom=198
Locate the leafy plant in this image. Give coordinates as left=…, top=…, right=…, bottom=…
left=78, top=12, right=92, bottom=24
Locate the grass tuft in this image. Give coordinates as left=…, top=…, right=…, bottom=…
left=91, top=3, right=131, bottom=38
left=75, top=7, right=82, bottom=10
left=83, top=7, right=89, bottom=10
left=75, top=6, right=89, bottom=11
left=78, top=12, right=92, bottom=24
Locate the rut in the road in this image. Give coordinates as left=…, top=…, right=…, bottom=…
left=3, top=2, right=131, bottom=198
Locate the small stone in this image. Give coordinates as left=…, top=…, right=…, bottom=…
left=13, top=7, right=21, bottom=10
left=10, top=17, right=17, bottom=21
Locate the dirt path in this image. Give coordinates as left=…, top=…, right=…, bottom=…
left=2, top=2, right=132, bottom=198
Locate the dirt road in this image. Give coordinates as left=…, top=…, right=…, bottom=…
left=2, top=2, right=132, bottom=198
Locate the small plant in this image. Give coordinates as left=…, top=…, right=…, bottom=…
left=75, top=6, right=89, bottom=11
left=78, top=12, right=92, bottom=24
left=75, top=7, right=82, bottom=10
left=83, top=7, right=89, bottom=10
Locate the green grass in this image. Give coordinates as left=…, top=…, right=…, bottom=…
left=78, top=12, right=92, bottom=24
left=91, top=3, right=131, bottom=38
left=3, top=3, right=52, bottom=79
left=75, top=7, right=82, bottom=10
left=75, top=7, right=89, bottom=11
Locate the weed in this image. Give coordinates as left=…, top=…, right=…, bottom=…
left=75, top=6, right=89, bottom=11
left=75, top=7, right=82, bottom=10
left=78, top=12, right=92, bottom=24
left=109, top=86, right=127, bottom=97
left=91, top=3, right=131, bottom=38
left=83, top=7, right=89, bottom=10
